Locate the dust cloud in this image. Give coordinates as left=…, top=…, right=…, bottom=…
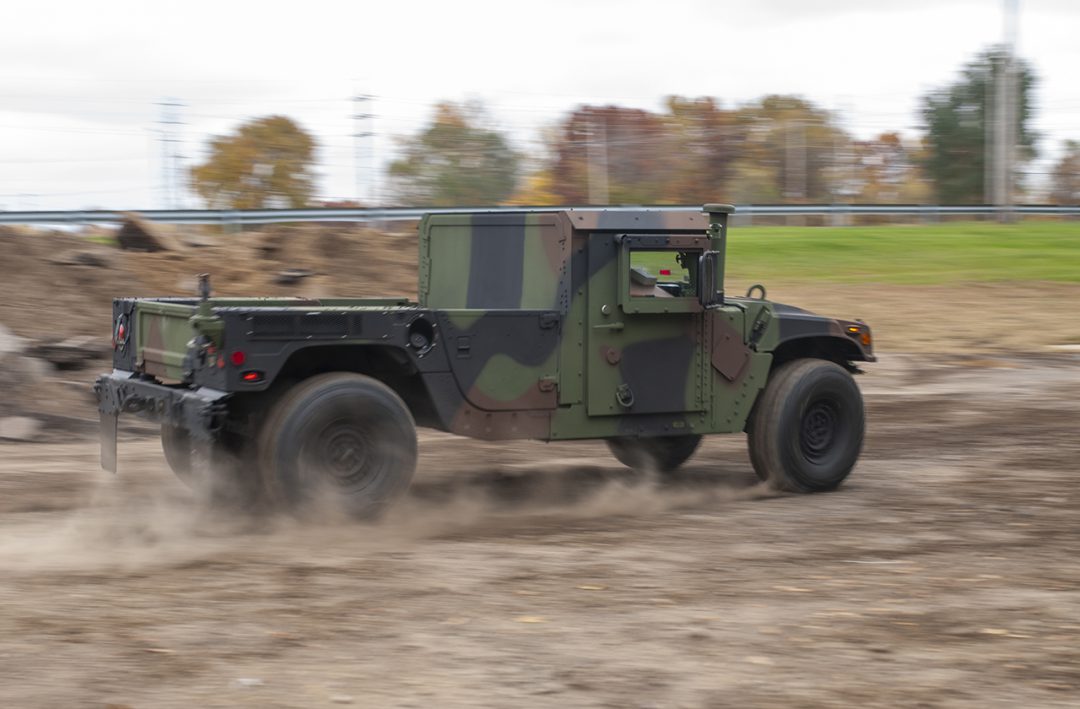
left=0, top=441, right=770, bottom=575
left=0, top=443, right=768, bottom=574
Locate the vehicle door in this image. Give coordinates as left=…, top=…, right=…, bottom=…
left=585, top=233, right=711, bottom=417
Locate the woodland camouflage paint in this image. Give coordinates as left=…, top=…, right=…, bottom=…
left=97, top=206, right=873, bottom=452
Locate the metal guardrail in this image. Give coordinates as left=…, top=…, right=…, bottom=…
left=0, top=204, right=1078, bottom=226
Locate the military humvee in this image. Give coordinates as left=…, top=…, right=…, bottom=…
left=96, top=205, right=873, bottom=515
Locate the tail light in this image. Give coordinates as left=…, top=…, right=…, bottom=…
left=113, top=315, right=129, bottom=351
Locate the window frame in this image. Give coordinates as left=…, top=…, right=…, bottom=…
left=615, top=233, right=711, bottom=315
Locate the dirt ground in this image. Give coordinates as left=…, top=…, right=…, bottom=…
left=2, top=224, right=1079, bottom=706
left=1, top=353, right=1078, bottom=708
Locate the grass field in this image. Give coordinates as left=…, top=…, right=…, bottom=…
left=631, top=221, right=1080, bottom=350
left=718, top=221, right=1080, bottom=284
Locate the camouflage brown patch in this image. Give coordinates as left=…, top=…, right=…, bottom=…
left=450, top=405, right=552, bottom=440
left=463, top=383, right=558, bottom=412
left=711, top=316, right=750, bottom=382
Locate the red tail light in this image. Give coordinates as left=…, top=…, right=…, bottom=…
left=113, top=315, right=129, bottom=351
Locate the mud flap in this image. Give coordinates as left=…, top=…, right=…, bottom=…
left=100, top=411, right=118, bottom=473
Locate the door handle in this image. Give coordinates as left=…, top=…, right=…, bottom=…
left=592, top=322, right=625, bottom=331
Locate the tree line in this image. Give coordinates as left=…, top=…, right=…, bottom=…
left=191, top=48, right=1079, bottom=209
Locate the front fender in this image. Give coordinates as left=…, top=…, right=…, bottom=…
left=740, top=299, right=874, bottom=363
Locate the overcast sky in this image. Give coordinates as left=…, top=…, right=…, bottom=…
left=1, top=0, right=1077, bottom=210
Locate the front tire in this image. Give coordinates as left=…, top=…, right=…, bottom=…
left=258, top=373, right=417, bottom=518
left=747, top=359, right=864, bottom=493
left=607, top=435, right=702, bottom=473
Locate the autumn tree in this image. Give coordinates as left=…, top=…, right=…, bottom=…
left=727, top=95, right=851, bottom=204
left=388, top=101, right=520, bottom=206
left=544, top=105, right=679, bottom=204
left=534, top=97, right=847, bottom=206
left=1049, top=141, right=1080, bottom=204
left=510, top=166, right=561, bottom=206
left=850, top=132, right=930, bottom=203
left=661, top=96, right=742, bottom=203
left=919, top=47, right=1037, bottom=204
left=190, top=115, right=317, bottom=209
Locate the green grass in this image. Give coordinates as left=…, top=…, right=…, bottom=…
left=718, top=221, right=1080, bottom=284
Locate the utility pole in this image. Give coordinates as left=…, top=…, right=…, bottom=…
left=784, top=119, right=807, bottom=225
left=994, top=0, right=1019, bottom=222
left=352, top=94, right=375, bottom=205
left=984, top=74, right=994, bottom=205
left=829, top=117, right=846, bottom=227
left=157, top=98, right=185, bottom=209
left=585, top=112, right=609, bottom=205
left=784, top=119, right=808, bottom=201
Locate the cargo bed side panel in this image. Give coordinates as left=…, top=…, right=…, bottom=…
left=135, top=301, right=196, bottom=381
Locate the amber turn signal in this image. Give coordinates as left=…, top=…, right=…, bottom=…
left=845, top=325, right=872, bottom=347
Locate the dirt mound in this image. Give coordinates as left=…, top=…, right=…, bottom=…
left=0, top=222, right=420, bottom=432
left=122, top=223, right=418, bottom=301
left=115, top=213, right=180, bottom=252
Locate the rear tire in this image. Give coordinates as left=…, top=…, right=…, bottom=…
left=258, top=373, right=417, bottom=518
left=161, top=424, right=197, bottom=485
left=747, top=359, right=864, bottom=493
left=159, top=424, right=262, bottom=508
left=607, top=435, right=702, bottom=473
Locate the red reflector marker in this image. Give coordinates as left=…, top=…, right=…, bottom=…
left=229, top=350, right=246, bottom=366
left=241, top=371, right=263, bottom=383
left=659, top=269, right=672, bottom=276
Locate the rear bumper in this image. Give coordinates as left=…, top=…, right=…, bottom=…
left=94, top=369, right=230, bottom=472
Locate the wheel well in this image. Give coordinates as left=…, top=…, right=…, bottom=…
left=745, top=337, right=863, bottom=434
left=770, top=336, right=865, bottom=373
left=258, top=345, right=438, bottom=428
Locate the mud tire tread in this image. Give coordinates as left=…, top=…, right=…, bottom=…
left=257, top=372, right=417, bottom=518
left=747, top=358, right=864, bottom=493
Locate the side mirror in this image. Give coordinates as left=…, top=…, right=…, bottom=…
left=697, top=250, right=723, bottom=308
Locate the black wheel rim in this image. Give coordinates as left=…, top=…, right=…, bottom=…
left=310, top=420, right=375, bottom=488
left=800, top=398, right=839, bottom=464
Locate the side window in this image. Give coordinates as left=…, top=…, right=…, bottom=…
left=628, top=250, right=699, bottom=299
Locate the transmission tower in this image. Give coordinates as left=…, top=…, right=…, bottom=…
left=157, top=98, right=185, bottom=209
left=352, top=94, right=375, bottom=205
